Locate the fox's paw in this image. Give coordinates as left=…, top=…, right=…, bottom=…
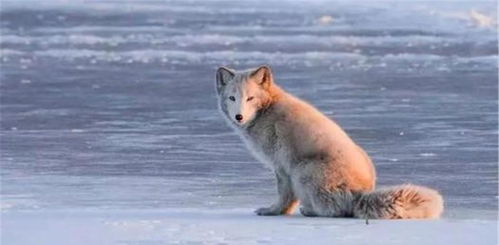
left=254, top=206, right=281, bottom=216
left=299, top=207, right=317, bottom=217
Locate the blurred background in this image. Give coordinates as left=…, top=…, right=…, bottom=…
left=0, top=0, right=497, bottom=217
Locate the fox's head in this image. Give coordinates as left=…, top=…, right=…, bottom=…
left=215, top=65, right=275, bottom=127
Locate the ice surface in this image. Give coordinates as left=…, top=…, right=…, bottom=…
left=0, top=0, right=497, bottom=244
left=1, top=209, right=497, bottom=245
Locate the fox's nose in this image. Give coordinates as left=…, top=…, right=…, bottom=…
left=235, top=114, right=243, bottom=122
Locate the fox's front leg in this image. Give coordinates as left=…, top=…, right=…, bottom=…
left=255, top=168, right=298, bottom=216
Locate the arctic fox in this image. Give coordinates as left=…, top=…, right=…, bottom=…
left=215, top=65, right=444, bottom=219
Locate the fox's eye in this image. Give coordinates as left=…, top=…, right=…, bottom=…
left=247, top=96, right=254, bottom=101
left=229, top=96, right=235, bottom=101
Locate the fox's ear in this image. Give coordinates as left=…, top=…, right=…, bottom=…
left=250, top=65, right=273, bottom=89
left=216, top=66, right=235, bottom=94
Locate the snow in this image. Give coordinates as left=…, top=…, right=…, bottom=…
left=0, top=0, right=497, bottom=244
left=2, top=209, right=497, bottom=245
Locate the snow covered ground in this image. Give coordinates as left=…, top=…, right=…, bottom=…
left=2, top=209, right=497, bottom=245
left=1, top=0, right=498, bottom=244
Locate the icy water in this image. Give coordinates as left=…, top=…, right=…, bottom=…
left=1, top=0, right=497, bottom=216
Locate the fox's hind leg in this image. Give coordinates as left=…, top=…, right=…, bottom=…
left=311, top=188, right=357, bottom=217
left=255, top=168, right=298, bottom=216
left=294, top=179, right=318, bottom=217
left=296, top=173, right=356, bottom=217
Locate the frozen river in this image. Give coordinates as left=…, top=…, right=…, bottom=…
left=1, top=0, right=497, bottom=230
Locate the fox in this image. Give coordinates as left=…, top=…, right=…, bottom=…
left=215, top=65, right=444, bottom=219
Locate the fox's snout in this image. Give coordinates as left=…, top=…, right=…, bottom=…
left=235, top=114, right=243, bottom=122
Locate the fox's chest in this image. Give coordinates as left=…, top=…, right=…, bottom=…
left=240, top=124, right=290, bottom=171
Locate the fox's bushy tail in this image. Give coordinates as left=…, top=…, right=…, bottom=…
left=353, top=184, right=444, bottom=219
